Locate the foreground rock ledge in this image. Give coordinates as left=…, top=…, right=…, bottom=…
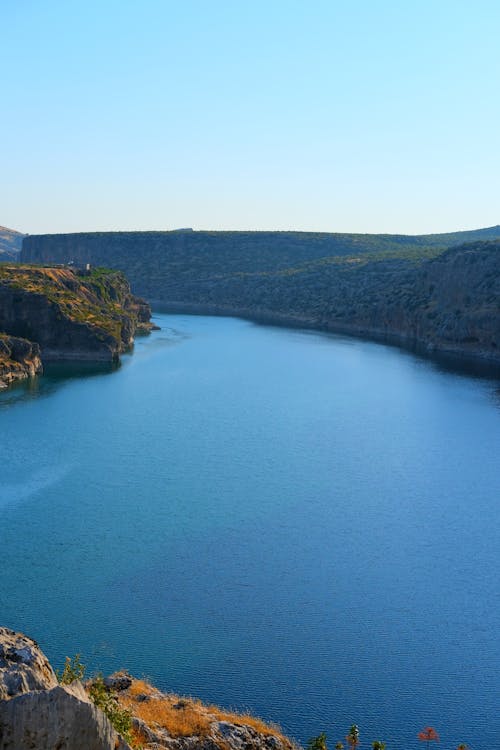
left=0, top=628, right=297, bottom=750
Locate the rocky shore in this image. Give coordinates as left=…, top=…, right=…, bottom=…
left=0, top=334, right=42, bottom=389
left=0, top=264, right=155, bottom=387
left=0, top=627, right=296, bottom=750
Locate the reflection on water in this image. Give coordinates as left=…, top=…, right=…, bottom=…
left=0, top=361, right=118, bottom=409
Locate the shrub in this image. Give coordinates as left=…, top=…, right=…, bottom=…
left=57, top=654, right=86, bottom=684
left=88, top=674, right=133, bottom=744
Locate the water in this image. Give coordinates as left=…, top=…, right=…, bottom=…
left=1, top=314, right=499, bottom=749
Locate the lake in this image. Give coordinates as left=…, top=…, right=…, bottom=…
left=1, top=313, right=499, bottom=749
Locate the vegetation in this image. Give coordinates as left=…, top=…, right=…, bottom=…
left=0, top=264, right=130, bottom=341
left=87, top=675, right=133, bottom=745
left=117, top=676, right=290, bottom=747
left=308, top=726, right=470, bottom=750
left=56, top=653, right=85, bottom=684
left=307, top=732, right=328, bottom=750
left=54, top=659, right=473, bottom=750
left=57, top=656, right=133, bottom=745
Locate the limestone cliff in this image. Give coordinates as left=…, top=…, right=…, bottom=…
left=0, top=265, right=154, bottom=374
left=21, top=229, right=500, bottom=365
left=0, top=628, right=296, bottom=750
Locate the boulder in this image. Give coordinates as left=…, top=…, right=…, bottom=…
left=0, top=627, right=57, bottom=700
left=0, top=628, right=131, bottom=750
left=0, top=681, right=131, bottom=750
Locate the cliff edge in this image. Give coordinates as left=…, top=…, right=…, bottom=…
left=0, top=264, right=154, bottom=386
left=0, top=628, right=296, bottom=750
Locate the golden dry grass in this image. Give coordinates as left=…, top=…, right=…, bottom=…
left=116, top=678, right=290, bottom=745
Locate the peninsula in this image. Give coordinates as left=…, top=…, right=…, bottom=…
left=0, top=264, right=153, bottom=388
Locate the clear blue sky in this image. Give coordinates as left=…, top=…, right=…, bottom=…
left=2, top=0, right=500, bottom=235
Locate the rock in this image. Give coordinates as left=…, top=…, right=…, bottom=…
left=0, top=264, right=153, bottom=365
left=103, top=671, right=133, bottom=692
left=0, top=335, right=42, bottom=387
left=0, top=628, right=132, bottom=750
left=0, top=627, right=57, bottom=700
left=0, top=682, right=131, bottom=750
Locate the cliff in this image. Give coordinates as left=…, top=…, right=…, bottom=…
left=0, top=628, right=296, bottom=750
left=0, top=334, right=42, bottom=389
left=21, top=229, right=500, bottom=365
left=0, top=265, right=154, bottom=380
left=0, top=226, right=24, bottom=261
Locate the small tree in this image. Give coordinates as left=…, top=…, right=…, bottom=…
left=346, top=725, right=360, bottom=750
left=57, top=654, right=86, bottom=684
left=307, top=733, right=328, bottom=750
left=418, top=726, right=439, bottom=750
left=372, top=742, right=386, bottom=750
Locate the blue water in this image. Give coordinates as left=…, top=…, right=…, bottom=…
left=1, top=314, right=499, bottom=749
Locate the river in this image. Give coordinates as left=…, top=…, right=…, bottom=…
left=1, top=313, right=499, bottom=749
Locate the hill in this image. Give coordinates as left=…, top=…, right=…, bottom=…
left=21, top=226, right=500, bottom=365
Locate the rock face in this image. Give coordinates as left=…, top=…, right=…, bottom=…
left=0, top=628, right=57, bottom=700
left=0, top=226, right=23, bottom=261
left=0, top=682, right=131, bottom=750
left=21, top=229, right=500, bottom=365
left=0, top=628, right=131, bottom=750
left=0, top=334, right=42, bottom=389
left=0, top=265, right=154, bottom=374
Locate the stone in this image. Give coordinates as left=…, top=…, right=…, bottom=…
left=0, top=682, right=131, bottom=750
left=0, top=627, right=57, bottom=700
left=103, top=671, right=133, bottom=692
left=0, top=628, right=132, bottom=750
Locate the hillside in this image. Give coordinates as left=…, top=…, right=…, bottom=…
left=0, top=265, right=153, bottom=388
left=21, top=227, right=500, bottom=365
left=0, top=225, right=24, bottom=260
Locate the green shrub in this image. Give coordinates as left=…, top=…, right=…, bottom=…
left=88, top=674, right=133, bottom=744
left=57, top=654, right=86, bottom=684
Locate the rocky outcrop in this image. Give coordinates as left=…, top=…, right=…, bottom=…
left=109, top=672, right=297, bottom=750
left=0, top=628, right=57, bottom=700
left=0, top=628, right=131, bottom=750
left=20, top=229, right=500, bottom=366
left=0, top=265, right=154, bottom=372
left=0, top=334, right=42, bottom=389
left=0, top=630, right=296, bottom=750
left=0, top=681, right=131, bottom=750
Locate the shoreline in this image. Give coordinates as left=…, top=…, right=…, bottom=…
left=150, top=300, right=500, bottom=378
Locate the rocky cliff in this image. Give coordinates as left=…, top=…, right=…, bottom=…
left=21, top=229, right=500, bottom=365
left=0, top=265, right=154, bottom=385
left=0, top=226, right=23, bottom=261
left=0, top=628, right=296, bottom=750
left=0, top=334, right=42, bottom=389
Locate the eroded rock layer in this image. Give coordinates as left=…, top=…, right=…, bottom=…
left=0, top=265, right=154, bottom=383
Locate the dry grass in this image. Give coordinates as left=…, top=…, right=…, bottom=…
left=116, top=678, right=290, bottom=745
left=208, top=705, right=289, bottom=743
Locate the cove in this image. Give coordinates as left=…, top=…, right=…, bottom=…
left=1, top=313, right=499, bottom=750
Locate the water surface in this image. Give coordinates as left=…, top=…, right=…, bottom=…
left=1, top=314, right=499, bottom=749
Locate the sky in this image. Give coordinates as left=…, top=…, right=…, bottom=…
left=2, top=0, right=500, bottom=235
